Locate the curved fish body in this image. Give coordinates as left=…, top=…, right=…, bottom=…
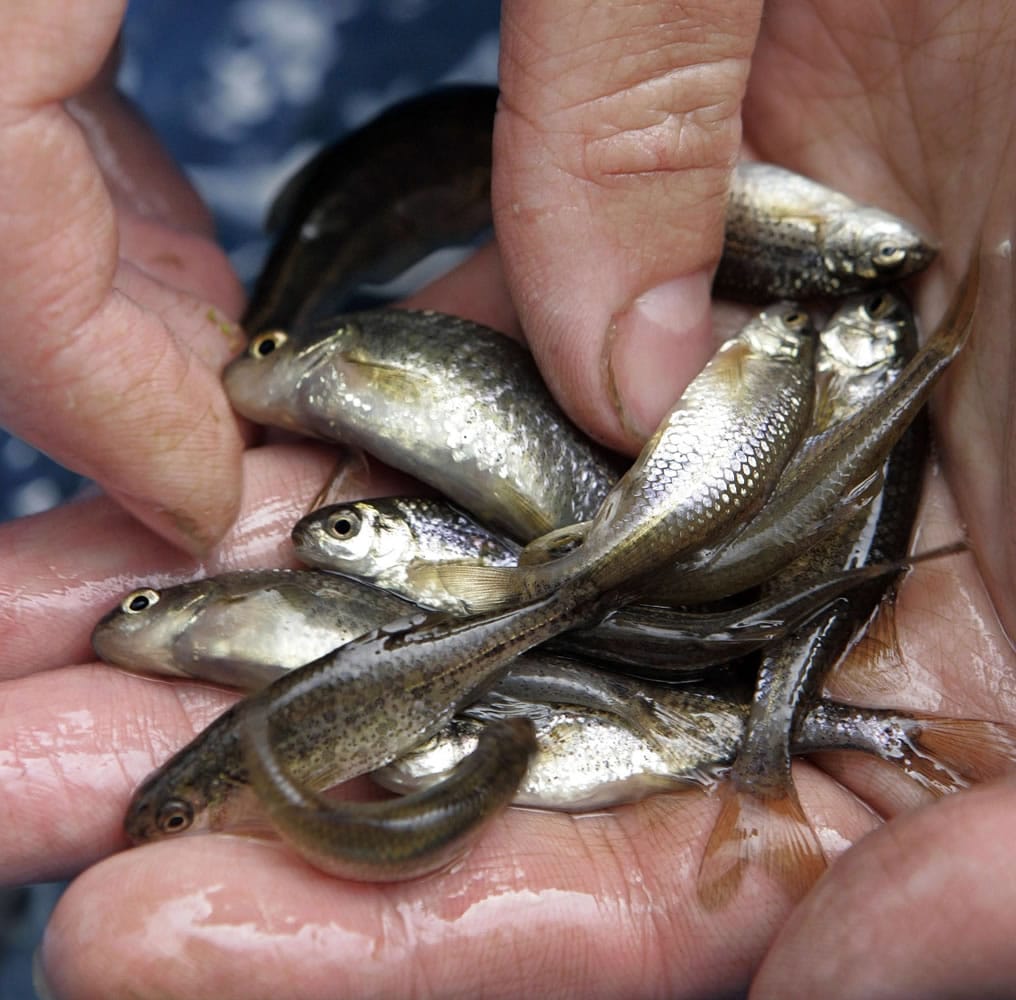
left=224, top=309, right=624, bottom=542
left=244, top=85, right=497, bottom=334
left=123, top=584, right=616, bottom=845
left=698, top=287, right=932, bottom=906
left=92, top=570, right=413, bottom=690
left=243, top=710, right=535, bottom=882
left=659, top=254, right=978, bottom=605
left=378, top=682, right=1013, bottom=812
left=423, top=303, right=816, bottom=613
left=292, top=497, right=520, bottom=613
left=715, top=162, right=937, bottom=301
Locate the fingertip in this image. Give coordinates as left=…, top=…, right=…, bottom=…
left=106, top=452, right=244, bottom=558
left=606, top=270, right=715, bottom=442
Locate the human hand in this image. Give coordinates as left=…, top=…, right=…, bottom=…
left=3, top=2, right=1016, bottom=999
left=0, top=0, right=247, bottom=555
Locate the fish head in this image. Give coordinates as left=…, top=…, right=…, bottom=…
left=123, top=720, right=262, bottom=846
left=223, top=321, right=359, bottom=430
left=820, top=289, right=914, bottom=375
left=741, top=301, right=815, bottom=359
left=92, top=580, right=218, bottom=678
left=815, top=289, right=916, bottom=427
left=825, top=212, right=938, bottom=283
left=292, top=500, right=404, bottom=576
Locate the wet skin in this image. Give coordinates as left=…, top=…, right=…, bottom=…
left=2, top=3, right=1016, bottom=999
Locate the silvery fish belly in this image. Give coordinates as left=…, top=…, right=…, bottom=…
left=91, top=570, right=414, bottom=690
left=292, top=497, right=520, bottom=613
left=715, top=162, right=937, bottom=301
left=223, top=309, right=623, bottom=542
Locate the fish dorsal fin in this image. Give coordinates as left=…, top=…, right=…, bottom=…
left=405, top=562, right=525, bottom=614
left=697, top=779, right=827, bottom=910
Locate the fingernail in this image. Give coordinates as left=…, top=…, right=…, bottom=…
left=606, top=270, right=715, bottom=440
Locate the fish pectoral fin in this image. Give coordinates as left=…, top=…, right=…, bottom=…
left=518, top=522, right=591, bottom=566
left=406, top=563, right=525, bottom=614
left=338, top=348, right=431, bottom=400
left=697, top=780, right=826, bottom=910
left=903, top=716, right=1016, bottom=792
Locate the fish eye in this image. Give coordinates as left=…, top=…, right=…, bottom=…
left=327, top=509, right=362, bottom=541
left=121, top=588, right=160, bottom=614
left=248, top=330, right=288, bottom=359
left=863, top=292, right=896, bottom=320
left=782, top=309, right=809, bottom=330
left=156, top=798, right=194, bottom=835
left=873, top=242, right=907, bottom=269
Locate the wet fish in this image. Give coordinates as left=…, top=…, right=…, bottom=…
left=243, top=709, right=535, bottom=881
left=714, top=162, right=938, bottom=301
left=548, top=544, right=960, bottom=675
left=698, top=287, right=932, bottom=907
left=92, top=570, right=413, bottom=690
left=224, top=309, right=624, bottom=542
left=656, top=252, right=979, bottom=606
left=123, top=585, right=617, bottom=845
left=244, top=85, right=497, bottom=334
left=292, top=497, right=520, bottom=613
left=379, top=672, right=1016, bottom=813
left=419, top=303, right=816, bottom=612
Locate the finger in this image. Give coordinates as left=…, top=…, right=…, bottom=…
left=0, top=1, right=244, bottom=554
left=751, top=783, right=1016, bottom=999
left=494, top=0, right=762, bottom=449
left=0, top=443, right=417, bottom=680
left=34, top=753, right=875, bottom=999
left=0, top=664, right=237, bottom=884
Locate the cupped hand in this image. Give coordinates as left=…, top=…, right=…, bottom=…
left=1, top=2, right=1015, bottom=998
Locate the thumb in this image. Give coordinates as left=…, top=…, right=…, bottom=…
left=494, top=0, right=762, bottom=450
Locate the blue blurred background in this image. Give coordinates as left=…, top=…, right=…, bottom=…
left=0, top=1, right=499, bottom=994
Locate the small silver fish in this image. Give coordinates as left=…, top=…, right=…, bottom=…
left=92, top=570, right=413, bottom=690
left=715, top=162, right=938, bottom=301
left=378, top=678, right=1016, bottom=813
left=223, top=309, right=624, bottom=542
left=292, top=497, right=520, bottom=614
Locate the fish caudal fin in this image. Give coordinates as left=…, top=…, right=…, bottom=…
left=697, top=781, right=827, bottom=910
left=901, top=716, right=1016, bottom=793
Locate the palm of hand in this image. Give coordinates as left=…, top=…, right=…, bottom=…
left=3, top=3, right=1016, bottom=998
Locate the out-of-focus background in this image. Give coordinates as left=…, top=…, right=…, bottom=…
left=0, top=1, right=500, bottom=994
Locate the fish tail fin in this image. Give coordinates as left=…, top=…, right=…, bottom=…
left=697, top=780, right=827, bottom=911
left=903, top=716, right=1016, bottom=791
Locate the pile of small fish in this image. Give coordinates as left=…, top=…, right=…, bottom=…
left=92, top=86, right=1014, bottom=905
